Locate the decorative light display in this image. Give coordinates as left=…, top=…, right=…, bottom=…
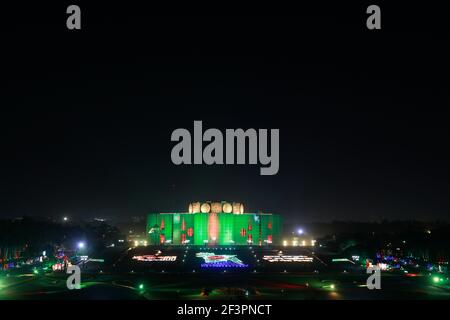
left=378, top=263, right=389, bottom=271
left=196, top=252, right=248, bottom=268
left=432, top=276, right=441, bottom=283
left=147, top=201, right=282, bottom=245
left=55, top=250, right=65, bottom=259
left=201, top=262, right=248, bottom=268
left=262, top=255, right=313, bottom=263
left=208, top=212, right=218, bottom=243
left=52, top=263, right=64, bottom=271
left=132, top=255, right=177, bottom=262
left=332, top=258, right=355, bottom=264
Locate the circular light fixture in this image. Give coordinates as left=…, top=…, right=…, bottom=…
left=200, top=203, right=211, bottom=213
left=222, top=202, right=232, bottom=213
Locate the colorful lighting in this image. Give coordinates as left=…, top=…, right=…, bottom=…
left=332, top=258, right=355, bottom=264
left=132, top=255, right=177, bottom=262
left=201, top=262, right=248, bottom=268
left=196, top=252, right=247, bottom=268
left=263, top=255, right=313, bottom=263
left=208, top=212, right=219, bottom=243
left=146, top=203, right=282, bottom=245
left=52, top=263, right=64, bottom=271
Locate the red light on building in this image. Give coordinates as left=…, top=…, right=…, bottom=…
left=208, top=212, right=219, bottom=243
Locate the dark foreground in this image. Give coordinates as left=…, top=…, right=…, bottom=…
left=1, top=271, right=450, bottom=300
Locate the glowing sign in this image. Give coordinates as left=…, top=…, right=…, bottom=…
left=332, top=258, right=355, bottom=264
left=196, top=252, right=248, bottom=268
left=52, top=263, right=64, bottom=271
left=263, top=255, right=313, bottom=263
left=132, top=255, right=177, bottom=262
left=377, top=263, right=389, bottom=271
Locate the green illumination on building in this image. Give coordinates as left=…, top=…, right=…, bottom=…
left=194, top=213, right=209, bottom=245
left=218, top=212, right=233, bottom=245
left=146, top=201, right=282, bottom=246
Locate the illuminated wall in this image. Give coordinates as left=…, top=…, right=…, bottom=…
left=194, top=213, right=208, bottom=245
left=181, top=214, right=195, bottom=244
left=232, top=214, right=249, bottom=245
left=218, top=213, right=233, bottom=245
left=147, top=212, right=282, bottom=246
left=271, top=214, right=282, bottom=244
left=147, top=213, right=174, bottom=244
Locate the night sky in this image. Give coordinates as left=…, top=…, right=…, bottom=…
left=1, top=4, right=449, bottom=223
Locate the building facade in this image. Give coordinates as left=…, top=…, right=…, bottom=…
left=147, top=201, right=282, bottom=245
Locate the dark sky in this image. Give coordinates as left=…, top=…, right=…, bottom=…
left=1, top=3, right=449, bottom=223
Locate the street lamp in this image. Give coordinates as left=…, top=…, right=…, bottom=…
left=77, top=242, right=85, bottom=249
left=297, top=228, right=304, bottom=235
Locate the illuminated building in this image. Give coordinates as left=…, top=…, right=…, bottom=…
left=146, top=201, right=282, bottom=245
left=282, top=236, right=316, bottom=247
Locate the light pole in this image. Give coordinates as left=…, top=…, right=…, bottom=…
left=76, top=241, right=86, bottom=257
